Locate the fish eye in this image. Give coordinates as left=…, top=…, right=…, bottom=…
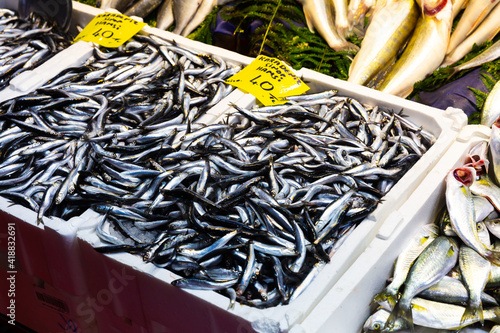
left=373, top=323, right=380, bottom=330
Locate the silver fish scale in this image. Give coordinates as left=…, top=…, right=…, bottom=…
left=0, top=30, right=434, bottom=307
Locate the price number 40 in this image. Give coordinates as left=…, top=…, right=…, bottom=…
left=91, top=28, right=121, bottom=43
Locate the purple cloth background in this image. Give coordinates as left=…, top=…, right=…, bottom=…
left=413, top=68, right=489, bottom=117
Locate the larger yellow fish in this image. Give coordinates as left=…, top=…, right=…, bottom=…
left=372, top=224, right=439, bottom=310
left=156, top=0, right=174, bottom=30
left=299, top=0, right=359, bottom=51
left=442, top=3, right=500, bottom=67
left=384, top=236, right=459, bottom=331
left=172, top=0, right=202, bottom=35
left=446, top=0, right=500, bottom=55
left=331, top=0, right=350, bottom=38
left=378, top=0, right=453, bottom=97
left=348, top=0, right=419, bottom=86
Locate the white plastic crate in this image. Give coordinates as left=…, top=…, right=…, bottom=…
left=293, top=125, right=493, bottom=332
left=68, top=5, right=469, bottom=328
left=95, top=307, right=149, bottom=333
left=76, top=221, right=259, bottom=333
left=0, top=0, right=251, bottom=302
left=76, top=210, right=153, bottom=328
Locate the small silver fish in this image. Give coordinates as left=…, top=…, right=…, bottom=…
left=384, top=236, right=459, bottom=331
left=447, top=167, right=500, bottom=266
left=372, top=223, right=439, bottom=309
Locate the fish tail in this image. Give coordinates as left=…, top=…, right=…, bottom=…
left=384, top=299, right=413, bottom=332
left=36, top=213, right=44, bottom=225
left=371, top=287, right=397, bottom=309
left=438, top=65, right=457, bottom=80
left=460, top=302, right=483, bottom=325
left=339, top=41, right=360, bottom=53
left=484, top=250, right=500, bottom=266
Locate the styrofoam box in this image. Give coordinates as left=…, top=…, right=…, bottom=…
left=74, top=50, right=470, bottom=333
left=95, top=307, right=149, bottom=333
left=172, top=80, right=467, bottom=332
left=292, top=125, right=493, bottom=333
left=0, top=2, right=254, bottom=326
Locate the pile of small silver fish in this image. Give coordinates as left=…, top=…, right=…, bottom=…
left=0, top=9, right=72, bottom=90
left=90, top=90, right=435, bottom=308
left=363, top=138, right=500, bottom=332
left=0, top=47, right=433, bottom=305
left=0, top=32, right=240, bottom=223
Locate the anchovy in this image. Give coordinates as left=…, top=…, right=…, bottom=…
left=0, top=29, right=434, bottom=309
left=0, top=11, right=71, bottom=90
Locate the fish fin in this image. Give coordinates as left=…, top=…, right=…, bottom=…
left=491, top=307, right=500, bottom=324
left=37, top=213, right=44, bottom=225
left=384, top=300, right=413, bottom=332
left=460, top=302, right=483, bottom=326
left=397, top=86, right=415, bottom=99
left=372, top=287, right=397, bottom=309
left=302, top=8, right=315, bottom=33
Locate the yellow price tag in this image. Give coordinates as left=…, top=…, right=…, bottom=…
left=73, top=13, right=146, bottom=48
left=226, top=55, right=309, bottom=106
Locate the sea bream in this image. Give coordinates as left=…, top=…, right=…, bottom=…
left=369, top=298, right=500, bottom=331
left=372, top=223, right=439, bottom=309
left=384, top=236, right=459, bottom=330
left=458, top=241, right=492, bottom=325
